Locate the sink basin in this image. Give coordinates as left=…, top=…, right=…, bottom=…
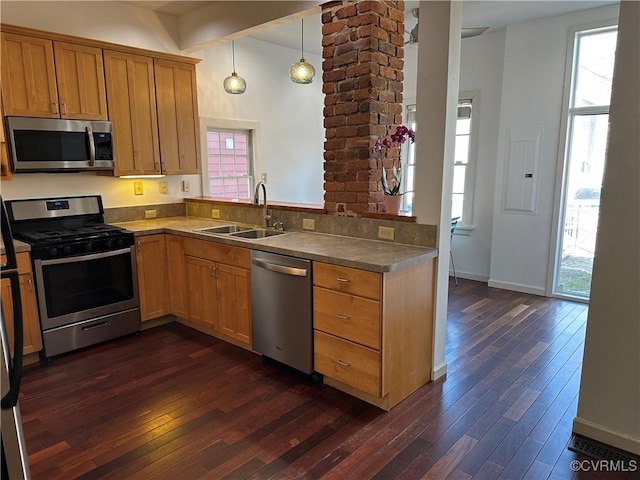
left=196, top=225, right=254, bottom=235
left=228, top=229, right=287, bottom=239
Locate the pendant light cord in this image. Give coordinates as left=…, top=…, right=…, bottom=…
left=301, top=18, right=304, bottom=58
left=232, top=40, right=236, bottom=73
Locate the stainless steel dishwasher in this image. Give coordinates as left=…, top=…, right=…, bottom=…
left=251, top=250, right=313, bottom=374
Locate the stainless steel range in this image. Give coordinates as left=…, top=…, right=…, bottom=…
left=5, top=195, right=140, bottom=360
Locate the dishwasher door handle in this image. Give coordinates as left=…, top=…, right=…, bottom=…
left=252, top=258, right=308, bottom=277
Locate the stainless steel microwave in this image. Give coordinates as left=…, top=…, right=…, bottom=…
left=5, top=117, right=115, bottom=173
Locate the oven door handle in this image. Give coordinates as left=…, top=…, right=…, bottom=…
left=38, top=247, right=132, bottom=266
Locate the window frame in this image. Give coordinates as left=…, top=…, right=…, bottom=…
left=453, top=90, right=479, bottom=233
left=199, top=117, right=261, bottom=199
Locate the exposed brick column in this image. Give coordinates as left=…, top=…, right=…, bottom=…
left=322, top=0, right=404, bottom=213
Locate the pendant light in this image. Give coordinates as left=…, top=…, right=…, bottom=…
left=290, top=18, right=315, bottom=84
left=223, top=40, right=246, bottom=94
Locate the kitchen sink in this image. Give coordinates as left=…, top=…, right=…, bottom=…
left=228, top=229, right=287, bottom=239
left=196, top=225, right=254, bottom=235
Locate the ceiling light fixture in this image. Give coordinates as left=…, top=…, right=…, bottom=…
left=290, top=18, right=315, bottom=84
left=223, top=40, right=246, bottom=94
left=406, top=8, right=489, bottom=44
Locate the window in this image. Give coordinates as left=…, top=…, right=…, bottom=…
left=403, top=93, right=478, bottom=228
left=552, top=24, right=617, bottom=300
left=203, top=128, right=254, bottom=199
left=452, top=96, right=475, bottom=227
left=401, top=105, right=417, bottom=214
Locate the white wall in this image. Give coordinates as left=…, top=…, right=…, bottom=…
left=0, top=1, right=325, bottom=207
left=196, top=36, right=324, bottom=205
left=454, top=29, right=505, bottom=281
left=488, top=5, right=619, bottom=294
left=573, top=0, right=640, bottom=454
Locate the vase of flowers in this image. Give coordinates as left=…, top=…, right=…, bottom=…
left=374, top=124, right=415, bottom=214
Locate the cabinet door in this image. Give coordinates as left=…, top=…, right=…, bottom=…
left=53, top=41, right=108, bottom=120
left=136, top=235, right=170, bottom=321
left=104, top=50, right=160, bottom=175
left=216, top=263, right=251, bottom=346
left=185, top=256, right=218, bottom=333
left=1, top=273, right=43, bottom=356
left=0, top=104, right=11, bottom=179
left=154, top=59, right=200, bottom=175
left=1, top=33, right=58, bottom=117
left=166, top=235, right=188, bottom=319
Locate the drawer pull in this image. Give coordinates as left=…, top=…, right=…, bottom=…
left=336, top=314, right=350, bottom=320
left=336, top=277, right=350, bottom=283
left=336, top=360, right=350, bottom=367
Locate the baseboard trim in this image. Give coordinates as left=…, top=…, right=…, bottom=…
left=487, top=280, right=546, bottom=296
left=450, top=271, right=489, bottom=282
left=573, top=416, right=640, bottom=455
left=432, top=362, right=447, bottom=381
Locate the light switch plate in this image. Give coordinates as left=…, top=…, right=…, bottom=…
left=182, top=180, right=190, bottom=192
left=261, top=173, right=267, bottom=183
left=159, top=181, right=168, bottom=194
left=145, top=209, right=157, bottom=219
left=378, top=226, right=395, bottom=241
left=302, top=218, right=315, bottom=231
left=211, top=209, right=220, bottom=219
left=133, top=181, right=144, bottom=196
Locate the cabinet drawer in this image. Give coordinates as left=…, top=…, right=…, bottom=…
left=313, top=287, right=380, bottom=350
left=183, top=237, right=250, bottom=269
left=2, top=252, right=32, bottom=273
left=313, top=262, right=381, bottom=300
left=314, top=330, right=381, bottom=397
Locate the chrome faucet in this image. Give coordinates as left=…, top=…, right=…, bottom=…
left=253, top=181, right=271, bottom=227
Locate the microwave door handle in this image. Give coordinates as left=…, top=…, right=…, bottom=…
left=86, top=125, right=96, bottom=166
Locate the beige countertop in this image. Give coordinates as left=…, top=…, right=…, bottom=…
left=114, top=217, right=438, bottom=273
left=1, top=239, right=32, bottom=256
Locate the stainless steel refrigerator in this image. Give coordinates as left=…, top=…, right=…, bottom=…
left=1, top=195, right=30, bottom=479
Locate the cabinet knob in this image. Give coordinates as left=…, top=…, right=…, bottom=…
left=209, top=266, right=217, bottom=278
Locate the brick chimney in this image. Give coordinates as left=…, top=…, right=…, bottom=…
left=322, top=0, right=405, bottom=213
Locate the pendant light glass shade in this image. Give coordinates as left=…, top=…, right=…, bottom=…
left=290, top=18, right=315, bottom=84
left=223, top=41, right=246, bottom=94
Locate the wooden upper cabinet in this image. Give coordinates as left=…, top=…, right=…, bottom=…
left=154, top=59, right=200, bottom=175
left=103, top=50, right=160, bottom=176
left=1, top=105, right=11, bottom=180
left=53, top=41, right=107, bottom=120
left=1, top=32, right=58, bottom=117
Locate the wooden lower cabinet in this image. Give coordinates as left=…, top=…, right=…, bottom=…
left=184, top=255, right=218, bottom=333
left=215, top=263, right=250, bottom=345
left=135, top=235, right=170, bottom=321
left=166, top=234, right=188, bottom=318
left=0, top=252, right=43, bottom=355
left=176, top=236, right=252, bottom=349
left=313, top=259, right=435, bottom=410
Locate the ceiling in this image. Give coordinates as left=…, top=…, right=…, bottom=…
left=123, top=1, right=618, bottom=54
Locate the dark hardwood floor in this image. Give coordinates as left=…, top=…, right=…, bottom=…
left=18, top=279, right=636, bottom=479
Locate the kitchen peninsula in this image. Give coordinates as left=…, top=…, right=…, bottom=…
left=117, top=214, right=437, bottom=410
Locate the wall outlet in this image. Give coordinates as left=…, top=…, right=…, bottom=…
left=144, top=209, right=157, bottom=219
left=261, top=173, right=267, bottom=183
left=159, top=181, right=168, bottom=194
left=182, top=180, right=190, bottom=192
left=211, top=209, right=221, bottom=219
left=133, top=181, right=144, bottom=196
left=302, top=218, right=315, bottom=231
left=378, top=226, right=395, bottom=241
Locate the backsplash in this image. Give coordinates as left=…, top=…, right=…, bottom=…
left=104, top=203, right=186, bottom=223
left=185, top=199, right=437, bottom=248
